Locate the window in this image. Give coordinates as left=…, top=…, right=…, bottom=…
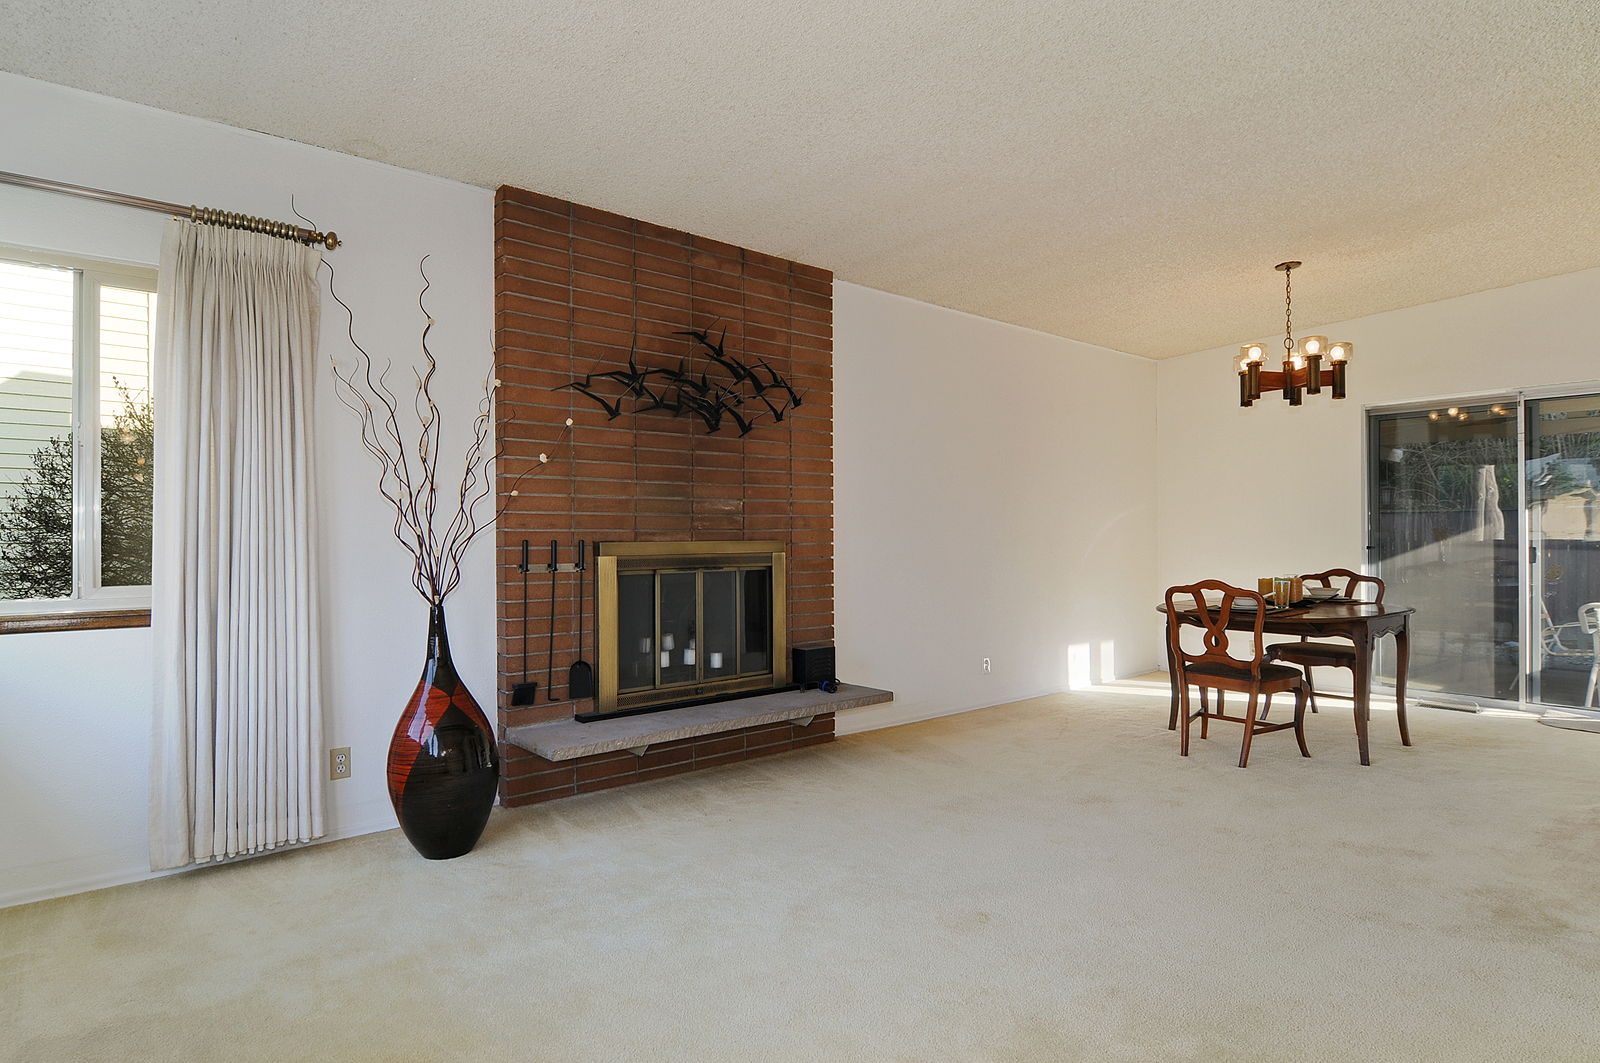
left=0, top=247, right=156, bottom=619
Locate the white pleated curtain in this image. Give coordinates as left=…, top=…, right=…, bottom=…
left=150, top=219, right=325, bottom=871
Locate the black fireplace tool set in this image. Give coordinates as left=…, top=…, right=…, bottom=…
left=511, top=538, right=594, bottom=706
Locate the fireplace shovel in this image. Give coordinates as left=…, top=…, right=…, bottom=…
left=568, top=538, right=595, bottom=699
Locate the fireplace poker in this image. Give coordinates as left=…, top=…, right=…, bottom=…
left=547, top=538, right=559, bottom=701
left=511, top=539, right=538, bottom=705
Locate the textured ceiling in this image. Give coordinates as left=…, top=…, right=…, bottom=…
left=3, top=0, right=1598, bottom=357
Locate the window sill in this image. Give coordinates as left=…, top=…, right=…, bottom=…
left=0, top=609, right=151, bottom=635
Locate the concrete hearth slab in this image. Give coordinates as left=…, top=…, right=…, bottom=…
left=503, top=684, right=893, bottom=761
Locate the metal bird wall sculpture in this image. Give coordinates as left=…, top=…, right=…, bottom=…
left=592, top=347, right=655, bottom=397
left=557, top=324, right=805, bottom=437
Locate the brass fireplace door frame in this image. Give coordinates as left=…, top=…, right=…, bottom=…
left=594, top=541, right=788, bottom=716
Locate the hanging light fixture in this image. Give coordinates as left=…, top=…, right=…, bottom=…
left=1235, top=261, right=1352, bottom=407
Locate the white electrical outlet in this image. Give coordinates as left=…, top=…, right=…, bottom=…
left=982, top=658, right=992, bottom=674
left=329, top=747, right=351, bottom=780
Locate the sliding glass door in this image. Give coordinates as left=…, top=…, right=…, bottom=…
left=1525, top=393, right=1600, bottom=710
left=1368, top=387, right=1600, bottom=713
left=1368, top=402, right=1520, bottom=701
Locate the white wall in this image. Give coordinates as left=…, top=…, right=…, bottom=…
left=1155, top=267, right=1600, bottom=663
left=833, top=282, right=1160, bottom=733
left=0, top=73, right=495, bottom=907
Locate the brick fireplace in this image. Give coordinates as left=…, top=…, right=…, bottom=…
left=493, top=186, right=834, bottom=806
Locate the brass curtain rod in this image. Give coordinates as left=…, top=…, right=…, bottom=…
left=0, top=169, right=340, bottom=250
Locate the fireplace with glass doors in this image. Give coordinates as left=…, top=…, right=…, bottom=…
left=589, top=541, right=790, bottom=719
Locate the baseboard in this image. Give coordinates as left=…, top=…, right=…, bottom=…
left=835, top=699, right=979, bottom=735
left=835, top=684, right=1068, bottom=736
left=0, top=863, right=185, bottom=911
left=0, top=816, right=402, bottom=911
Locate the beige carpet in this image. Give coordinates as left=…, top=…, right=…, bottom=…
left=5, top=681, right=1599, bottom=1062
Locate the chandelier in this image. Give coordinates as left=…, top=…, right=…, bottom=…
left=1235, top=261, right=1351, bottom=407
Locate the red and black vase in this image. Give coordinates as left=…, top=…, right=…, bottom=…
left=387, top=603, right=499, bottom=860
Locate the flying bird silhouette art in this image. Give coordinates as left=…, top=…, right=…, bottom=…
left=555, top=320, right=801, bottom=436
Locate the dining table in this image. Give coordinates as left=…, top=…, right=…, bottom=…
left=1158, top=597, right=1414, bottom=765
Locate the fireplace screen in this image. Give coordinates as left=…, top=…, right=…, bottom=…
left=595, top=541, right=788, bottom=716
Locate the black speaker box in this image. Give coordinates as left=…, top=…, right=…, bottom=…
left=792, top=645, right=836, bottom=686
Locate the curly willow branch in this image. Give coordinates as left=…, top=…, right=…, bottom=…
left=323, top=256, right=572, bottom=605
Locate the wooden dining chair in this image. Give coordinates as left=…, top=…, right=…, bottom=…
left=1267, top=569, right=1383, bottom=715
left=1166, top=581, right=1310, bottom=768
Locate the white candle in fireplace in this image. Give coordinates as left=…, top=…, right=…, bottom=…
left=662, top=633, right=675, bottom=651
left=709, top=652, right=723, bottom=669
left=660, top=651, right=671, bottom=668
left=640, top=637, right=651, bottom=654
left=683, top=639, right=696, bottom=666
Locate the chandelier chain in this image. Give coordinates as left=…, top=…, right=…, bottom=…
left=1284, top=265, right=1294, bottom=354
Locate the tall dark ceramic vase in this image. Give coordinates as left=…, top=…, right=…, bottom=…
left=387, top=604, right=499, bottom=860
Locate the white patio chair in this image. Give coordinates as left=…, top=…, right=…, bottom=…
left=1580, top=603, right=1600, bottom=707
